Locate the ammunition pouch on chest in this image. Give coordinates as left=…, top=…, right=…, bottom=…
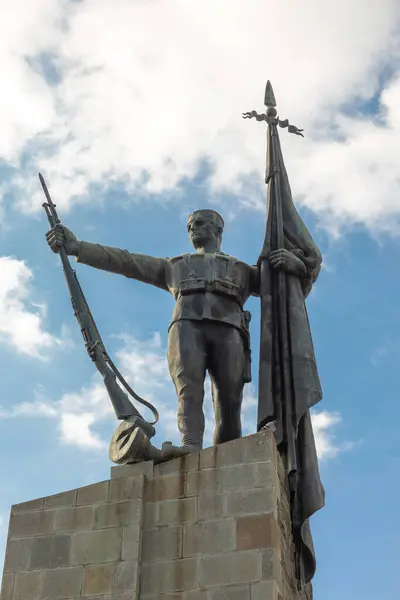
left=178, top=277, right=242, bottom=305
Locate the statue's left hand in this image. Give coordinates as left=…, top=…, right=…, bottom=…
left=269, top=249, right=307, bottom=278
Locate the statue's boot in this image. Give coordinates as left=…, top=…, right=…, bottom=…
left=161, top=441, right=201, bottom=460
left=109, top=421, right=201, bottom=466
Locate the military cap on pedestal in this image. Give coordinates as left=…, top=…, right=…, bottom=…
left=187, top=209, right=224, bottom=232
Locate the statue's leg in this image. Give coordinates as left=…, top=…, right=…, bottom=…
left=167, top=320, right=207, bottom=449
left=208, top=323, right=245, bottom=445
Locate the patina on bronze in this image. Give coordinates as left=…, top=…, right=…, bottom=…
left=43, top=81, right=323, bottom=586
left=243, top=81, right=324, bottom=586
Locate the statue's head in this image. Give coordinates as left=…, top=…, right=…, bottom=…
left=187, top=209, right=224, bottom=251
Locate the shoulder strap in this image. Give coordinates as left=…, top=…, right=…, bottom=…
left=225, top=256, right=237, bottom=281
left=182, top=253, right=198, bottom=278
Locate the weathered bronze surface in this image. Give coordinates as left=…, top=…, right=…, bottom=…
left=46, top=208, right=263, bottom=451
left=44, top=81, right=324, bottom=586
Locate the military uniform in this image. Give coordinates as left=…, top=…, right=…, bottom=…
left=76, top=213, right=260, bottom=448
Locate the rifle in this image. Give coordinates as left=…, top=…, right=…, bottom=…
left=39, top=173, right=158, bottom=442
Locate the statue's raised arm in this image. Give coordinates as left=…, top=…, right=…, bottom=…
left=46, top=224, right=169, bottom=291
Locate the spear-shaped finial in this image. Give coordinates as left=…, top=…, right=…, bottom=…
left=264, top=80, right=276, bottom=108
left=265, top=81, right=278, bottom=118
left=242, top=82, right=303, bottom=136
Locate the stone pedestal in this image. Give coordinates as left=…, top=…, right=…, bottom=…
left=1, top=431, right=312, bottom=600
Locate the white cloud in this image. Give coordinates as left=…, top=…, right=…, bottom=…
left=61, top=412, right=106, bottom=450
left=311, top=410, right=355, bottom=460
left=0, top=256, right=63, bottom=357
left=0, top=329, right=253, bottom=449
left=0, top=0, right=399, bottom=234
left=0, top=334, right=176, bottom=451
left=0, top=382, right=110, bottom=450
left=0, top=0, right=62, bottom=159
left=115, top=332, right=180, bottom=441
left=0, top=329, right=350, bottom=460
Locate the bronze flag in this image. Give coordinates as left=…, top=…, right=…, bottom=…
left=244, top=81, right=324, bottom=584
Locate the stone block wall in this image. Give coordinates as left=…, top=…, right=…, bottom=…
left=1, top=431, right=312, bottom=600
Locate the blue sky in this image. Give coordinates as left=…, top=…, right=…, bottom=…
left=1, top=1, right=400, bottom=599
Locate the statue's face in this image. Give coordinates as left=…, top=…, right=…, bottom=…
left=188, top=218, right=220, bottom=249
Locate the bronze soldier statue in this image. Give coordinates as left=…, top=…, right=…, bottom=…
left=45, top=81, right=324, bottom=586
left=46, top=208, right=308, bottom=454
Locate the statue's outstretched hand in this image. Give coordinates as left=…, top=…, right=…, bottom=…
left=269, top=249, right=307, bottom=278
left=45, top=225, right=80, bottom=256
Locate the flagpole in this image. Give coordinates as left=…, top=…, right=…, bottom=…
left=268, top=110, right=297, bottom=475
left=256, top=123, right=274, bottom=434
left=243, top=84, right=324, bottom=587
left=243, top=80, right=304, bottom=470
left=253, top=82, right=303, bottom=580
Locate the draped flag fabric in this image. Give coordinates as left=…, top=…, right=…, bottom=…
left=257, top=116, right=325, bottom=584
